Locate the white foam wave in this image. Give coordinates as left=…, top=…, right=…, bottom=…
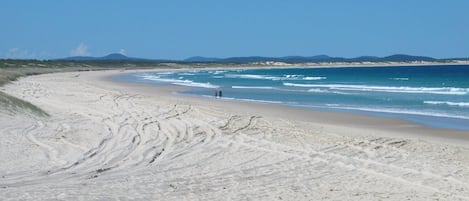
left=283, top=83, right=469, bottom=95
left=285, top=75, right=326, bottom=80
left=390, top=77, right=409, bottom=81
left=424, top=101, right=469, bottom=107
left=139, top=75, right=219, bottom=88
left=222, top=97, right=283, bottom=104
left=156, top=72, right=174, bottom=75
left=206, top=70, right=228, bottom=75
left=321, top=105, right=469, bottom=120
left=200, top=95, right=283, bottom=104
left=225, top=74, right=327, bottom=81
left=307, top=89, right=330, bottom=93
left=284, top=74, right=301, bottom=78
left=225, top=74, right=280, bottom=80
left=306, top=88, right=352, bottom=95
left=178, top=73, right=196, bottom=76
left=303, top=77, right=327, bottom=80
left=232, top=86, right=274, bottom=89
left=172, top=81, right=219, bottom=88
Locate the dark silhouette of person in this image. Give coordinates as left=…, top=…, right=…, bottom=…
left=218, top=90, right=222, bottom=98
left=214, top=89, right=219, bottom=97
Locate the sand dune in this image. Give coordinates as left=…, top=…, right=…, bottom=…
left=0, top=70, right=468, bottom=200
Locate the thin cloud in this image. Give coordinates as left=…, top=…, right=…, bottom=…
left=5, top=48, right=37, bottom=59
left=119, top=49, right=126, bottom=55
left=70, top=43, right=90, bottom=56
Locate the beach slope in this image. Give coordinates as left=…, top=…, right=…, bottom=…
left=0, top=70, right=469, bottom=200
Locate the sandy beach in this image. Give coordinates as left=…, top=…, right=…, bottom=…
left=1, top=69, right=469, bottom=200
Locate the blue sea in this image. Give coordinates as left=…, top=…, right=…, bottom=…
left=116, top=65, right=469, bottom=131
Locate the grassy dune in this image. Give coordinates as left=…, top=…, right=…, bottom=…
left=0, top=59, right=195, bottom=116
left=0, top=91, right=49, bottom=116
left=0, top=67, right=63, bottom=116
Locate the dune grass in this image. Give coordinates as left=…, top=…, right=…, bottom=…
left=0, top=68, right=60, bottom=116
left=0, top=60, right=100, bottom=116
left=0, top=91, right=49, bottom=116
left=0, top=59, right=173, bottom=116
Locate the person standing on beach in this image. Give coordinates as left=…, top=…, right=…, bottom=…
left=218, top=89, right=222, bottom=98
left=214, top=89, right=219, bottom=98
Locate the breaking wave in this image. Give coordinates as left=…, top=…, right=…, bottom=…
left=138, top=74, right=219, bottom=88
left=283, top=83, right=469, bottom=95
left=424, top=101, right=469, bottom=107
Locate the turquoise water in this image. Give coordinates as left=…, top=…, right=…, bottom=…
left=116, top=65, right=469, bottom=130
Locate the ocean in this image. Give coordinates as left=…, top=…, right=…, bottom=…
left=115, top=65, right=469, bottom=131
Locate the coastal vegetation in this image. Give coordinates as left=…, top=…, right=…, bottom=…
left=0, top=60, right=126, bottom=116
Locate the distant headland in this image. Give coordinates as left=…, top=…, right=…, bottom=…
left=1, top=53, right=468, bottom=69
left=54, top=53, right=469, bottom=65
left=57, top=53, right=468, bottom=64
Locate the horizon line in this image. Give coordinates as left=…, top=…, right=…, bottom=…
left=2, top=53, right=469, bottom=61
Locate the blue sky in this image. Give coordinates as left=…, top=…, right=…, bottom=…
left=1, top=0, right=469, bottom=60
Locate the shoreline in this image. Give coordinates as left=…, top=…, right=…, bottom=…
left=105, top=68, right=469, bottom=146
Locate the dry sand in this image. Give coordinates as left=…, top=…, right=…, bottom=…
left=0, top=69, right=469, bottom=200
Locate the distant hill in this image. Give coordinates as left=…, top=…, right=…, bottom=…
left=184, top=55, right=335, bottom=63
left=60, top=53, right=149, bottom=61
left=382, top=54, right=436, bottom=62
left=59, top=53, right=466, bottom=63
left=62, top=56, right=96, bottom=61
left=184, top=56, right=222, bottom=62
left=183, top=54, right=442, bottom=63
left=101, top=53, right=129, bottom=60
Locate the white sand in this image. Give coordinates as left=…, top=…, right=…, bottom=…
left=0, top=69, right=469, bottom=200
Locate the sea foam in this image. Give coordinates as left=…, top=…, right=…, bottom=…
left=315, top=105, right=469, bottom=120
left=231, top=86, right=275, bottom=89
left=424, top=101, right=469, bottom=107
left=283, top=83, right=469, bottom=95
left=225, top=74, right=326, bottom=81
left=139, top=74, right=219, bottom=88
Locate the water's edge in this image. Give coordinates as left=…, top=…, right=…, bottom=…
left=114, top=65, right=469, bottom=131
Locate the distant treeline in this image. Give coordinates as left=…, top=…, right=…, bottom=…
left=184, top=54, right=469, bottom=63
left=46, top=52, right=469, bottom=64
